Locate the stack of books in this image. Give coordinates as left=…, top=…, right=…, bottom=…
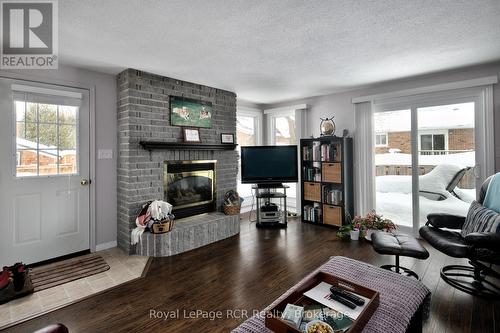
left=302, top=167, right=321, bottom=181
left=320, top=143, right=341, bottom=162
left=303, top=204, right=322, bottom=222
left=303, top=141, right=321, bottom=161
left=322, top=187, right=343, bottom=205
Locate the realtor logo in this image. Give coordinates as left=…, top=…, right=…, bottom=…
left=1, top=0, right=58, bottom=68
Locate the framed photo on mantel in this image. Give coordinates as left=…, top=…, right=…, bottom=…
left=221, top=133, right=235, bottom=144
left=183, top=128, right=201, bottom=143
left=170, top=96, right=213, bottom=128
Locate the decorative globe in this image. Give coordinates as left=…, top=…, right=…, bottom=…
left=320, top=117, right=336, bottom=136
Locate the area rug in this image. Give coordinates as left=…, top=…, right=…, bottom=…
left=30, top=254, right=110, bottom=292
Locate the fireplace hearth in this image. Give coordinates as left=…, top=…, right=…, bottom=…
left=164, top=160, right=216, bottom=219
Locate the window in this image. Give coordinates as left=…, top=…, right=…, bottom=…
left=236, top=108, right=263, bottom=211
left=375, top=133, right=388, bottom=147
left=419, top=132, right=448, bottom=155
left=273, top=115, right=296, bottom=145
left=236, top=115, right=257, bottom=146
left=14, top=88, right=80, bottom=177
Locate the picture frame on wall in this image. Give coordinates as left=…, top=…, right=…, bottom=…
left=170, top=96, right=213, bottom=128
left=221, top=133, right=235, bottom=144
left=183, top=128, right=201, bottom=143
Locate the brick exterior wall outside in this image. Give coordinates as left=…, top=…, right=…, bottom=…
left=117, top=69, right=238, bottom=254
left=449, top=128, right=475, bottom=151
left=375, top=129, right=474, bottom=154
left=375, top=132, right=411, bottom=154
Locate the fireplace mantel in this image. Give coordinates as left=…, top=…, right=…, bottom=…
left=140, top=141, right=237, bottom=151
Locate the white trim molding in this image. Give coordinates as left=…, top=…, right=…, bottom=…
left=96, top=240, right=117, bottom=251
left=264, top=103, right=308, bottom=115
left=352, top=76, right=498, bottom=104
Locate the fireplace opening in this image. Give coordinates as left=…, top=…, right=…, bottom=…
left=164, top=160, right=216, bottom=219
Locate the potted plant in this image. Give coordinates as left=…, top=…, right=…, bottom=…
left=362, top=211, right=396, bottom=241
left=336, top=218, right=364, bottom=241
left=349, top=221, right=362, bottom=241
left=336, top=212, right=396, bottom=241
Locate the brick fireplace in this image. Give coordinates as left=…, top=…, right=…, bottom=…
left=164, top=160, right=217, bottom=219
left=117, top=69, right=239, bottom=255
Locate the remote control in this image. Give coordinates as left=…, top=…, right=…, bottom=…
left=329, top=293, right=356, bottom=309
left=330, top=286, right=365, bottom=306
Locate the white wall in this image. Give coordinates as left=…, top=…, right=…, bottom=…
left=0, top=65, right=117, bottom=248
left=263, top=61, right=500, bottom=172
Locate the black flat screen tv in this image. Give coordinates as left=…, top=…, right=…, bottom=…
left=241, top=145, right=298, bottom=184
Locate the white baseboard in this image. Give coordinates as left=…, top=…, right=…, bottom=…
left=95, top=240, right=117, bottom=251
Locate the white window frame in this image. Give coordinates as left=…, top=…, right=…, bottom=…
left=236, top=107, right=264, bottom=213
left=370, top=86, right=494, bottom=236
left=236, top=107, right=263, bottom=146
left=264, top=104, right=308, bottom=214
left=418, top=129, right=448, bottom=153
left=375, top=133, right=388, bottom=147
left=353, top=76, right=496, bottom=238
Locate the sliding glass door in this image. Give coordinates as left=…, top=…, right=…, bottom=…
left=373, top=92, right=486, bottom=234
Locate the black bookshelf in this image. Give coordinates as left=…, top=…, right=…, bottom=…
left=300, top=136, right=353, bottom=227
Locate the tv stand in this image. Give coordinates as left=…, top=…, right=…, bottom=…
left=252, top=184, right=289, bottom=228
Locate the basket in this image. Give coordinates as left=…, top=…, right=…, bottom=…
left=150, top=219, right=174, bottom=234
left=223, top=204, right=241, bottom=215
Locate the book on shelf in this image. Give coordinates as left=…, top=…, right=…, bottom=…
left=302, top=161, right=321, bottom=181
left=320, top=143, right=341, bottom=162
left=303, top=203, right=322, bottom=223
left=322, top=186, right=343, bottom=205
left=303, top=141, right=321, bottom=161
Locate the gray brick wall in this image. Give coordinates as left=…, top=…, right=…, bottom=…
left=117, top=69, right=238, bottom=254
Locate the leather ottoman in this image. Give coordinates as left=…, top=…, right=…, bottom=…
left=371, top=232, right=429, bottom=279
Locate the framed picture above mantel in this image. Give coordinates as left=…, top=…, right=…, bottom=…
left=170, top=96, right=213, bottom=128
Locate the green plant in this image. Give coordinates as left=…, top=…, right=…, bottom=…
left=336, top=211, right=396, bottom=240
left=336, top=224, right=353, bottom=240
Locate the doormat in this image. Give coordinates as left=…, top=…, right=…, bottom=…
left=30, top=254, right=110, bottom=292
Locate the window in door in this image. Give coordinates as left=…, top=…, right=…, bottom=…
left=418, top=102, right=476, bottom=227
left=14, top=97, right=79, bottom=177
left=374, top=109, right=413, bottom=228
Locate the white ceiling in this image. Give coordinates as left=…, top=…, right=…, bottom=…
left=59, top=0, right=500, bottom=104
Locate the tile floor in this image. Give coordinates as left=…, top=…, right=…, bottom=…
left=0, top=247, right=149, bottom=329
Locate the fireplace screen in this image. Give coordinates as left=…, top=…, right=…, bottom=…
left=164, top=160, right=216, bottom=219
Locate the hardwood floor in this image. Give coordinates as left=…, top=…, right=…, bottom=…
left=5, top=216, right=499, bottom=333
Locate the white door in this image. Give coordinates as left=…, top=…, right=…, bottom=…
left=0, top=78, right=90, bottom=265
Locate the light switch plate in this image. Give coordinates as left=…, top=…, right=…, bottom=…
left=98, top=149, right=113, bottom=159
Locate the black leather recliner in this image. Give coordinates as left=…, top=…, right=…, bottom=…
left=419, top=176, right=500, bottom=299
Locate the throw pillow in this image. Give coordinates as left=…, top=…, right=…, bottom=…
left=462, top=200, right=500, bottom=237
